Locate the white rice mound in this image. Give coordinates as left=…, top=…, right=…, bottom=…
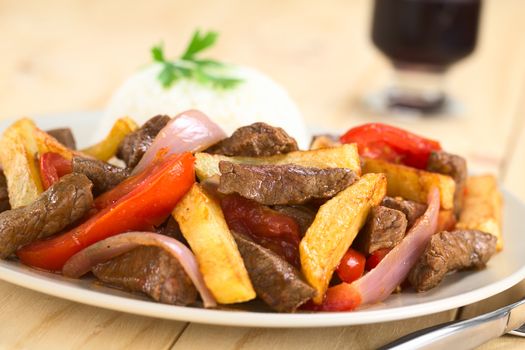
left=100, top=64, right=310, bottom=148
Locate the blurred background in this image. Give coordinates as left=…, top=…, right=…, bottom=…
left=0, top=0, right=524, bottom=175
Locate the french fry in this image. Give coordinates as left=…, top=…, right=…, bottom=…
left=309, top=135, right=341, bottom=150
left=173, top=184, right=256, bottom=304
left=457, top=175, right=503, bottom=250
left=195, top=144, right=361, bottom=180
left=81, top=117, right=138, bottom=161
left=362, top=158, right=456, bottom=210
left=0, top=120, right=43, bottom=208
left=437, top=210, right=457, bottom=232
left=300, top=173, right=387, bottom=304
left=0, top=118, right=81, bottom=208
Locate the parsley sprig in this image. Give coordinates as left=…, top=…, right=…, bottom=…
left=152, top=30, right=242, bottom=89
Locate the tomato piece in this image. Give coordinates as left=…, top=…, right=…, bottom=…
left=221, top=194, right=301, bottom=267
left=17, top=152, right=195, bottom=271
left=365, top=248, right=391, bottom=271
left=340, top=123, right=441, bottom=169
left=336, top=248, right=366, bottom=283
left=39, top=152, right=73, bottom=189
left=302, top=283, right=362, bottom=312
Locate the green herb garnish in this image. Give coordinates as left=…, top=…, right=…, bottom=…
left=152, top=30, right=242, bottom=89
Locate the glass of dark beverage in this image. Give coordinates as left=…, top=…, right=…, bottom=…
left=368, top=0, right=482, bottom=114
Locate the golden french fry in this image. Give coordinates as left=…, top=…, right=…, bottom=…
left=457, top=175, right=503, bottom=250
left=0, top=120, right=43, bottom=208
left=173, top=184, right=255, bottom=304
left=81, top=117, right=138, bottom=161
left=195, top=144, right=361, bottom=180
left=437, top=210, right=456, bottom=232
left=300, top=173, right=387, bottom=304
left=362, top=158, right=456, bottom=210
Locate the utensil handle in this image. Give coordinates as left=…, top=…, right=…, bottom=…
left=378, top=309, right=510, bottom=350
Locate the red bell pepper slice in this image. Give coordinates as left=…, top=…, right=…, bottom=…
left=340, top=123, right=441, bottom=169
left=94, top=154, right=172, bottom=210
left=39, top=152, right=73, bottom=190
left=17, top=152, right=195, bottom=271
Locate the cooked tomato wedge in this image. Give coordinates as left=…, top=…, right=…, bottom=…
left=365, top=248, right=391, bottom=271
left=221, top=194, right=301, bottom=267
left=336, top=248, right=366, bottom=283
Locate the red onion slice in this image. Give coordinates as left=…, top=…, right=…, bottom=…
left=355, top=187, right=440, bottom=305
left=63, top=231, right=217, bottom=308
left=132, top=110, right=226, bottom=174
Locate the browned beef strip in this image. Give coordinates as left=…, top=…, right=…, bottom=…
left=272, top=205, right=316, bottom=236
left=92, top=246, right=197, bottom=306
left=156, top=216, right=188, bottom=245
left=0, top=173, right=93, bottom=259
left=427, top=151, right=467, bottom=215
left=47, top=128, right=76, bottom=150
left=206, top=122, right=298, bottom=157
left=116, top=115, right=170, bottom=168
left=218, top=161, right=358, bottom=205
left=408, top=230, right=497, bottom=292
left=232, top=232, right=315, bottom=312
left=0, top=171, right=10, bottom=214
left=357, top=206, right=407, bottom=254
left=72, top=157, right=130, bottom=195
left=381, top=196, right=427, bottom=228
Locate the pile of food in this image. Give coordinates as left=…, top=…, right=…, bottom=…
left=0, top=111, right=503, bottom=312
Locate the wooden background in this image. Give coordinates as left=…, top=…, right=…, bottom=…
left=0, top=0, right=524, bottom=348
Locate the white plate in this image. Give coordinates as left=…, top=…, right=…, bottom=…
left=0, top=111, right=524, bottom=328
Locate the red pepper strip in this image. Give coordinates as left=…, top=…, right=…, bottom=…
left=340, top=123, right=442, bottom=169
left=17, top=152, right=195, bottom=271
left=311, top=188, right=440, bottom=311
left=39, top=152, right=73, bottom=190
left=221, top=194, right=301, bottom=267
left=94, top=153, right=171, bottom=210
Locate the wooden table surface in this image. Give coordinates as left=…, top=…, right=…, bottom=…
left=1, top=0, right=524, bottom=349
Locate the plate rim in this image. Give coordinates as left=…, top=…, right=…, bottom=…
left=0, top=112, right=524, bottom=328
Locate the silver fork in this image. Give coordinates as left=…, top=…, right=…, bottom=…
left=379, top=297, right=525, bottom=349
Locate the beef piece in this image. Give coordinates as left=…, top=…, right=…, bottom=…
left=218, top=161, right=357, bottom=205
left=381, top=196, right=427, bottom=228
left=427, top=151, right=467, bottom=215
left=117, top=115, right=170, bottom=168
left=272, top=205, right=316, bottom=236
left=0, top=173, right=93, bottom=258
left=232, top=232, right=315, bottom=312
left=408, top=230, right=497, bottom=292
left=92, top=246, right=197, bottom=306
left=309, top=134, right=341, bottom=150
left=0, top=171, right=10, bottom=214
left=358, top=206, right=407, bottom=254
left=72, top=157, right=130, bottom=195
left=156, top=216, right=187, bottom=245
left=207, top=122, right=298, bottom=157
left=47, top=128, right=76, bottom=150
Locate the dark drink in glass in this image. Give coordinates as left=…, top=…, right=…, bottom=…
left=369, top=0, right=482, bottom=113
